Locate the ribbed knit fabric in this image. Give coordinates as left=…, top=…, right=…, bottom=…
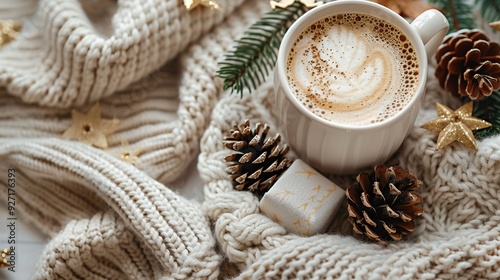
left=0, top=0, right=251, bottom=183
left=0, top=0, right=266, bottom=279
left=0, top=0, right=242, bottom=108
left=35, top=211, right=162, bottom=280
left=0, top=138, right=221, bottom=279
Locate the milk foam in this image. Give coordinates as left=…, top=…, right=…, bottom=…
left=286, top=13, right=419, bottom=126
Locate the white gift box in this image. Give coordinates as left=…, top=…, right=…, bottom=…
left=259, top=159, right=345, bottom=236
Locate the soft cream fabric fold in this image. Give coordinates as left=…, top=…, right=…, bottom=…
left=0, top=0, right=243, bottom=108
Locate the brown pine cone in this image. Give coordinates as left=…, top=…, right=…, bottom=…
left=435, top=29, right=500, bottom=100
left=346, top=165, right=423, bottom=244
left=224, top=120, right=292, bottom=196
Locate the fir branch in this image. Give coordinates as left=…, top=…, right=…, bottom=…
left=473, top=90, right=500, bottom=139
left=475, top=0, right=500, bottom=24
left=430, top=0, right=476, bottom=32
left=217, top=1, right=308, bottom=96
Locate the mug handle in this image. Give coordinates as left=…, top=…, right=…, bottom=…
left=410, top=9, right=449, bottom=59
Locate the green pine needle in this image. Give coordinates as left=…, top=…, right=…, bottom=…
left=475, top=0, right=500, bottom=25
left=473, top=90, right=500, bottom=139
left=216, top=1, right=309, bottom=97
left=430, top=0, right=476, bottom=32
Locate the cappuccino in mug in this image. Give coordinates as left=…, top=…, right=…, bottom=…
left=286, top=13, right=420, bottom=126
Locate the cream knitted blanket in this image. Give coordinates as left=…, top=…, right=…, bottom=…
left=1, top=0, right=500, bottom=279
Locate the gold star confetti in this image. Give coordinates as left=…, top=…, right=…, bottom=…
left=490, top=21, right=500, bottom=31
left=0, top=20, right=22, bottom=47
left=420, top=102, right=491, bottom=150
left=115, top=140, right=142, bottom=165
left=183, top=0, right=219, bottom=11
left=270, top=0, right=323, bottom=9
left=1, top=248, right=11, bottom=268
left=62, top=103, right=120, bottom=149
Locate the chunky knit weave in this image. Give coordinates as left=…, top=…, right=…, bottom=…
left=36, top=211, right=162, bottom=279
left=0, top=0, right=242, bottom=108
left=199, top=66, right=500, bottom=278
left=2, top=0, right=500, bottom=279
left=0, top=0, right=263, bottom=279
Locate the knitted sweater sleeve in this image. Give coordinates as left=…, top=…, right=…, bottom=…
left=0, top=0, right=243, bottom=108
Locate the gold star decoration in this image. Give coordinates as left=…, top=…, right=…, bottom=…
left=0, top=20, right=22, bottom=47
left=183, top=0, right=219, bottom=11
left=270, top=0, right=323, bottom=9
left=115, top=140, right=142, bottom=165
left=490, top=21, right=500, bottom=31
left=62, top=103, right=120, bottom=149
left=1, top=248, right=10, bottom=268
left=420, top=102, right=491, bottom=150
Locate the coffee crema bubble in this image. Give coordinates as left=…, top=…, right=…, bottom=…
left=286, top=13, right=419, bottom=126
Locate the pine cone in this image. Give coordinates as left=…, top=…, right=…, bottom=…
left=435, top=29, right=500, bottom=100
left=346, top=165, right=423, bottom=244
left=224, top=120, right=292, bottom=195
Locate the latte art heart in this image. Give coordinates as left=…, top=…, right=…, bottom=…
left=286, top=13, right=420, bottom=126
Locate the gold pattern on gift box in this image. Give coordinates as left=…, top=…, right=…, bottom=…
left=276, top=189, right=294, bottom=200
left=62, top=103, right=120, bottom=149
left=272, top=214, right=282, bottom=223
left=295, top=184, right=337, bottom=236
left=270, top=0, right=323, bottom=9
left=296, top=168, right=317, bottom=179
left=420, top=102, right=491, bottom=150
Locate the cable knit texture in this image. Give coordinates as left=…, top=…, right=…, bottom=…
left=199, top=66, right=500, bottom=278
left=1, top=0, right=500, bottom=279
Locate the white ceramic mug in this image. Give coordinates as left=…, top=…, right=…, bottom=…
left=274, top=0, right=448, bottom=175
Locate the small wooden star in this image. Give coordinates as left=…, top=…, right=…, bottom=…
left=421, top=102, right=491, bottom=150
left=183, top=0, right=219, bottom=11
left=270, top=0, right=323, bottom=9
left=115, top=140, right=142, bottom=165
left=62, top=103, right=120, bottom=149
left=1, top=248, right=10, bottom=268
left=0, top=20, right=22, bottom=47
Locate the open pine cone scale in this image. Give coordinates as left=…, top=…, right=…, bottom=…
left=224, top=120, right=292, bottom=195
left=346, top=165, right=423, bottom=244
left=435, top=29, right=500, bottom=100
